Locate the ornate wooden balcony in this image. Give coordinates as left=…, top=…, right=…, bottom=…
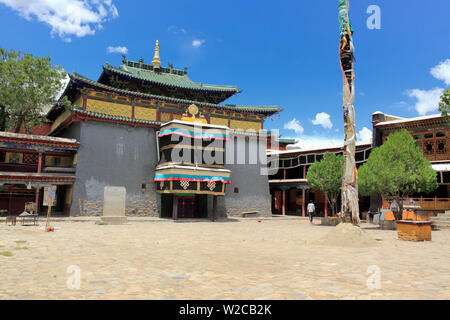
left=407, top=197, right=450, bottom=212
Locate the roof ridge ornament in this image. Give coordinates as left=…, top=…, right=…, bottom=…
left=152, top=40, right=161, bottom=70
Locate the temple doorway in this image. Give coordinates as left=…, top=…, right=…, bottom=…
left=160, top=194, right=209, bottom=219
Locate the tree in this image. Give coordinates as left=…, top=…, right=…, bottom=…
left=358, top=129, right=438, bottom=220
left=306, top=152, right=343, bottom=217
left=0, top=48, right=70, bottom=133
left=439, top=89, right=450, bottom=125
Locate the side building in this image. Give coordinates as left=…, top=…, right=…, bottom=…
left=45, top=41, right=281, bottom=218
left=372, top=111, right=450, bottom=213
left=0, top=132, right=79, bottom=216
left=267, top=143, right=372, bottom=217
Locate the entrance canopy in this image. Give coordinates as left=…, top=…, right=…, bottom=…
left=155, top=164, right=231, bottom=196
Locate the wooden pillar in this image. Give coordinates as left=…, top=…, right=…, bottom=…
left=282, top=189, right=286, bottom=216
left=172, top=195, right=178, bottom=221
left=324, top=194, right=328, bottom=218
left=34, top=186, right=40, bottom=215
left=302, top=188, right=306, bottom=217
left=212, top=195, right=218, bottom=222
left=37, top=152, right=43, bottom=173
left=303, top=165, right=307, bottom=179
left=36, top=152, right=43, bottom=216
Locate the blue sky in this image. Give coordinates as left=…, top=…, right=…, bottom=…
left=1, top=0, right=449, bottom=148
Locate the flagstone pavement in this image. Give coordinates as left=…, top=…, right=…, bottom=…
left=0, top=218, right=449, bottom=300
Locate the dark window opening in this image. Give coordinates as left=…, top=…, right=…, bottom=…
left=443, top=172, right=450, bottom=184
left=355, top=152, right=364, bottom=162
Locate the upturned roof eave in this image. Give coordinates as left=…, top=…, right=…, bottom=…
left=63, top=73, right=280, bottom=115
left=101, top=64, right=240, bottom=94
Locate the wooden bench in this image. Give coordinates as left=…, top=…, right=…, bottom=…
left=241, top=211, right=260, bottom=218
left=20, top=215, right=39, bottom=226
left=6, top=216, right=16, bottom=226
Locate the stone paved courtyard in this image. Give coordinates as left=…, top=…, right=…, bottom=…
left=0, top=217, right=449, bottom=300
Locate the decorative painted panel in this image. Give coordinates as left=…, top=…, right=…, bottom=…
left=51, top=109, right=71, bottom=132
left=22, top=153, right=38, bottom=164
left=172, top=113, right=182, bottom=120
left=160, top=112, right=172, bottom=122
left=5, top=152, right=23, bottom=164
left=45, top=156, right=73, bottom=167
left=134, top=106, right=157, bottom=121
left=230, top=119, right=261, bottom=132
left=210, top=117, right=229, bottom=127
left=86, top=99, right=132, bottom=118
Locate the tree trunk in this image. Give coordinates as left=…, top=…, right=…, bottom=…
left=339, top=0, right=360, bottom=226
left=14, top=114, right=25, bottom=133
left=331, top=200, right=336, bottom=217
left=0, top=105, right=6, bottom=131
left=327, top=195, right=337, bottom=217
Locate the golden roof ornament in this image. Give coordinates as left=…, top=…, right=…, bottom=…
left=152, top=40, right=161, bottom=69
left=188, top=104, right=199, bottom=117
left=182, top=104, right=207, bottom=124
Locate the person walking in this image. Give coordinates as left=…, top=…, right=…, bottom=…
left=307, top=200, right=315, bottom=224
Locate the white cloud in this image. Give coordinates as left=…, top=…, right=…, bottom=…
left=288, top=135, right=344, bottom=150
left=0, top=0, right=119, bottom=42
left=192, top=39, right=206, bottom=48
left=168, top=25, right=187, bottom=34
left=311, top=112, right=333, bottom=129
left=406, top=88, right=444, bottom=116
left=358, top=127, right=372, bottom=143
left=107, top=46, right=128, bottom=54
left=431, top=59, right=450, bottom=86
left=283, top=118, right=304, bottom=135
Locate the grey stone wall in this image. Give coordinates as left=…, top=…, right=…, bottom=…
left=219, top=134, right=272, bottom=217
left=59, top=122, right=272, bottom=218
left=61, top=121, right=159, bottom=217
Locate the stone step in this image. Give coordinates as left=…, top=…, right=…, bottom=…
left=431, top=222, right=450, bottom=229
left=430, top=216, right=450, bottom=222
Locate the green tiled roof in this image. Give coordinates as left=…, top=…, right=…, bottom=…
left=70, top=72, right=281, bottom=114
left=103, top=63, right=239, bottom=93
left=278, top=138, right=297, bottom=144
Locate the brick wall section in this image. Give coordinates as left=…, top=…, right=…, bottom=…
left=78, top=191, right=158, bottom=217
left=125, top=192, right=158, bottom=217
left=397, top=222, right=432, bottom=241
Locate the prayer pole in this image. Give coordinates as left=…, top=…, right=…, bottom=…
left=339, top=0, right=360, bottom=226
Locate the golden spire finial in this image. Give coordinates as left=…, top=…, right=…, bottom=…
left=152, top=40, right=161, bottom=69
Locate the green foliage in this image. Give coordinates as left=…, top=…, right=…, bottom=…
left=0, top=48, right=71, bottom=133
left=439, top=89, right=450, bottom=125
left=359, top=129, right=438, bottom=220
left=0, top=251, right=13, bottom=257
left=306, top=152, right=343, bottom=216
